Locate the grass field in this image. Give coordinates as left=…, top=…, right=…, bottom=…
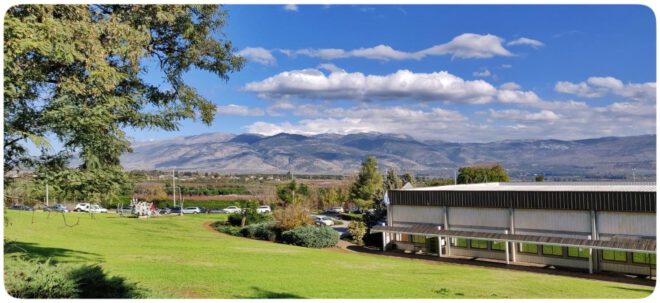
left=3, top=210, right=655, bottom=298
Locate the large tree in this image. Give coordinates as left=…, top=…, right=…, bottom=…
left=349, top=156, right=383, bottom=210
left=383, top=167, right=402, bottom=192
left=4, top=5, right=244, bottom=201
left=457, top=163, right=510, bottom=184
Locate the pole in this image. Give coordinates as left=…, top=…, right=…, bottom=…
left=45, top=183, right=49, bottom=207
left=179, top=187, right=183, bottom=216
left=172, top=169, right=176, bottom=207
left=505, top=230, right=510, bottom=265
left=453, top=169, right=457, bottom=185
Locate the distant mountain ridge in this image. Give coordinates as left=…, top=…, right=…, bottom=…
left=121, top=132, right=656, bottom=178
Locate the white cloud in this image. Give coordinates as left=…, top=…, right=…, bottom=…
left=489, top=109, right=560, bottom=122
left=216, top=104, right=265, bottom=117
left=237, top=47, right=277, bottom=66
left=244, top=68, right=497, bottom=104
left=278, top=33, right=514, bottom=61
left=499, top=82, right=521, bottom=90
left=507, top=37, right=544, bottom=48
left=417, top=33, right=513, bottom=59
left=317, top=63, right=345, bottom=73
left=473, top=69, right=492, bottom=78
left=496, top=89, right=542, bottom=105
left=555, top=76, right=656, bottom=101
left=284, top=4, right=298, bottom=12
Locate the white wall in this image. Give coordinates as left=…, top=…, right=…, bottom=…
left=391, top=205, right=444, bottom=225
left=597, top=212, right=656, bottom=238
left=515, top=209, right=591, bottom=233
left=448, top=207, right=509, bottom=229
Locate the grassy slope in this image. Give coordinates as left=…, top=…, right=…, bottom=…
left=3, top=210, right=654, bottom=299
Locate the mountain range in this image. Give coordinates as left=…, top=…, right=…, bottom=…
left=120, top=132, right=656, bottom=179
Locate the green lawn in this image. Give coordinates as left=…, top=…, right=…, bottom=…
left=3, top=210, right=655, bottom=298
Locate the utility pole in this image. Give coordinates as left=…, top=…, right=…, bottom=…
left=453, top=169, right=457, bottom=185
left=45, top=183, right=49, bottom=207
left=172, top=169, right=176, bottom=207
left=632, top=168, right=636, bottom=182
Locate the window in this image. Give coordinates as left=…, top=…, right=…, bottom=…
left=519, top=243, right=538, bottom=254
left=542, top=245, right=563, bottom=256
left=470, top=239, right=488, bottom=250
left=453, top=238, right=467, bottom=248
left=400, top=234, right=410, bottom=242
left=632, top=253, right=656, bottom=265
left=602, top=250, right=627, bottom=262
left=491, top=241, right=506, bottom=251
left=567, top=247, right=590, bottom=259
left=412, top=235, right=426, bottom=244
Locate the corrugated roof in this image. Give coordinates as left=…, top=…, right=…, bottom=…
left=371, top=224, right=656, bottom=253
left=405, top=182, right=656, bottom=192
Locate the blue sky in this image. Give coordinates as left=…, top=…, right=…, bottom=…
left=129, top=4, right=656, bottom=143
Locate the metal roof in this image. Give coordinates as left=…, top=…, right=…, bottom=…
left=371, top=224, right=656, bottom=253
left=405, top=182, right=656, bottom=192
left=389, top=183, right=656, bottom=212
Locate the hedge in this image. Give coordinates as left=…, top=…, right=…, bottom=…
left=240, top=223, right=277, bottom=241
left=339, top=213, right=363, bottom=221
left=281, top=225, right=339, bottom=248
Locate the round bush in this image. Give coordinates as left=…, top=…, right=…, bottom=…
left=241, top=223, right=277, bottom=241
left=281, top=225, right=339, bottom=248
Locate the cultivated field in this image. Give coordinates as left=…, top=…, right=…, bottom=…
left=3, top=210, right=654, bottom=298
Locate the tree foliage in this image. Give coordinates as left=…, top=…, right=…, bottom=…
left=347, top=220, right=367, bottom=245
left=276, top=180, right=309, bottom=205
left=4, top=5, right=244, bottom=200
left=349, top=156, right=383, bottom=210
left=457, top=164, right=510, bottom=184
left=401, top=172, right=416, bottom=186
left=384, top=167, right=402, bottom=192
left=273, top=204, right=312, bottom=231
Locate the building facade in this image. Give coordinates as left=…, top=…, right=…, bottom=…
left=372, top=182, right=656, bottom=276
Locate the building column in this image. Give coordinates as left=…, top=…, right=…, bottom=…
left=505, top=230, right=510, bottom=265
left=444, top=206, right=451, bottom=257
left=590, top=210, right=599, bottom=273
left=509, top=208, right=517, bottom=263
left=438, top=236, right=444, bottom=257
left=382, top=232, right=388, bottom=251
left=446, top=237, right=452, bottom=256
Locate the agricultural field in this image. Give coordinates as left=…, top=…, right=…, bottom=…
left=3, top=210, right=654, bottom=299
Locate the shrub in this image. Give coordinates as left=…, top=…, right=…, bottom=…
left=4, top=257, right=141, bottom=299
left=340, top=212, right=363, bottom=221
left=281, top=225, right=339, bottom=248
left=227, top=211, right=272, bottom=227
left=5, top=258, right=79, bottom=298
left=240, top=223, right=277, bottom=241
left=273, top=204, right=312, bottom=230
left=213, top=221, right=243, bottom=237
left=347, top=221, right=367, bottom=245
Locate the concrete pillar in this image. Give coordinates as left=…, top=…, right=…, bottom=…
left=590, top=210, right=599, bottom=273
left=509, top=208, right=517, bottom=262
left=382, top=232, right=388, bottom=251
left=505, top=230, right=510, bottom=265
left=438, top=236, right=443, bottom=257
left=446, top=237, right=452, bottom=256
left=587, top=236, right=593, bottom=274
left=444, top=206, right=451, bottom=257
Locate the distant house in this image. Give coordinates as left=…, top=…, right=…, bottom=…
left=373, top=182, right=656, bottom=276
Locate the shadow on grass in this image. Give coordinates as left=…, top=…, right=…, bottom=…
left=4, top=241, right=103, bottom=263
left=244, top=286, right=306, bottom=299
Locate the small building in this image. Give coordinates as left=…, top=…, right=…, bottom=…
left=372, top=182, right=656, bottom=276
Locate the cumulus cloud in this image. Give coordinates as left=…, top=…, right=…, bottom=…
left=496, top=89, right=542, bottom=105
left=284, top=4, right=298, bottom=12
left=216, top=104, right=265, bottom=117
left=277, top=33, right=516, bottom=61
left=237, top=47, right=277, bottom=66
left=555, top=76, right=656, bottom=101
left=507, top=37, right=544, bottom=48
left=244, top=68, right=497, bottom=104
left=499, top=82, right=521, bottom=90
left=489, top=109, right=560, bottom=122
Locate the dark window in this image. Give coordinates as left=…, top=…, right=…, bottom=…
left=602, top=250, right=627, bottom=262
left=632, top=253, right=656, bottom=265
left=470, top=239, right=488, bottom=250
left=519, top=243, right=538, bottom=254
left=491, top=241, right=506, bottom=251
left=567, top=247, right=589, bottom=259
left=542, top=245, right=563, bottom=256
left=453, top=238, right=467, bottom=248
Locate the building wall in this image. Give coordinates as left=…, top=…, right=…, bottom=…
left=515, top=252, right=590, bottom=269
left=391, top=205, right=444, bottom=225
left=515, top=209, right=591, bottom=234
left=447, top=207, right=509, bottom=231
left=450, top=247, right=506, bottom=260
left=597, top=211, right=656, bottom=238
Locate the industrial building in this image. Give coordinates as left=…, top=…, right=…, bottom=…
left=372, top=182, right=656, bottom=276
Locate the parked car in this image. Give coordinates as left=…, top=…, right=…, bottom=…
left=222, top=206, right=242, bottom=214
left=198, top=207, right=208, bottom=214
left=43, top=204, right=69, bottom=213
left=209, top=208, right=224, bottom=214
left=314, top=215, right=334, bottom=226
left=326, top=206, right=344, bottom=214
left=169, top=206, right=182, bottom=214
left=256, top=205, right=271, bottom=213
left=158, top=207, right=171, bottom=214
left=73, top=203, right=91, bottom=212
left=10, top=204, right=33, bottom=211
left=182, top=207, right=201, bottom=214
left=88, top=204, right=108, bottom=213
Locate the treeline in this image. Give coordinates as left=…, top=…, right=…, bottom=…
left=164, top=183, right=249, bottom=196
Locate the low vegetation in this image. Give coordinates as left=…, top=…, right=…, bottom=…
left=281, top=225, right=339, bottom=248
